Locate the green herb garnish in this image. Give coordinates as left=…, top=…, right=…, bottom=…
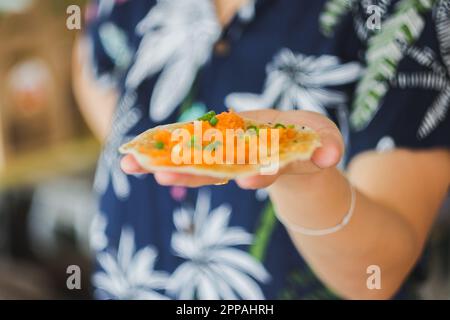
left=247, top=125, right=259, bottom=134
left=154, top=141, right=165, bottom=149
left=209, top=116, right=219, bottom=126
left=197, top=111, right=216, bottom=121
left=274, top=123, right=286, bottom=129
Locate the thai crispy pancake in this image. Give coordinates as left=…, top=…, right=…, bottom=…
left=120, top=111, right=321, bottom=179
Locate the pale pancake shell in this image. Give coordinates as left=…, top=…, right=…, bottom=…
left=119, top=118, right=321, bottom=179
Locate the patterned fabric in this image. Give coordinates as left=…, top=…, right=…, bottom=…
left=86, top=0, right=450, bottom=300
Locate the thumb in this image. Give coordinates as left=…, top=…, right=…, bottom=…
left=311, top=125, right=344, bottom=169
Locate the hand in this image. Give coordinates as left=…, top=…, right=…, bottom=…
left=121, top=109, right=344, bottom=189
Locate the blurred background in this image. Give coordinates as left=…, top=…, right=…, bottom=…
left=0, top=0, right=95, bottom=299
left=0, top=0, right=449, bottom=300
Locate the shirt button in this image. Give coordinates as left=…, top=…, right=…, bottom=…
left=214, top=40, right=230, bottom=56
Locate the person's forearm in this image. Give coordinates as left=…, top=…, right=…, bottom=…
left=268, top=168, right=419, bottom=299
left=72, top=38, right=117, bottom=142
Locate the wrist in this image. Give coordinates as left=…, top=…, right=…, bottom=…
left=268, top=167, right=352, bottom=230
left=271, top=166, right=335, bottom=194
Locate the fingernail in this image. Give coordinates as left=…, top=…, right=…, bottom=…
left=154, top=172, right=175, bottom=185
left=235, top=178, right=256, bottom=190
left=121, top=159, right=135, bottom=173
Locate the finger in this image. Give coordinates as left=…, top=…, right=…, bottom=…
left=312, top=124, right=344, bottom=169
left=120, top=155, right=150, bottom=174
left=154, top=172, right=225, bottom=188
left=235, top=173, right=279, bottom=190
left=282, top=159, right=321, bottom=175
left=277, top=110, right=343, bottom=170
left=238, top=109, right=281, bottom=122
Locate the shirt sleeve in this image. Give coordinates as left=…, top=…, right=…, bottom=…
left=348, top=0, right=450, bottom=155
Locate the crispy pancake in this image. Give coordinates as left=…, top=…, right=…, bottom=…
left=120, top=111, right=321, bottom=178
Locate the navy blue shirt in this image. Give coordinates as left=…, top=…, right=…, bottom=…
left=87, top=0, right=450, bottom=299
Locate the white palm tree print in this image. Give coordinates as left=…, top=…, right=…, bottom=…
left=97, top=0, right=116, bottom=17
left=98, top=22, right=133, bottom=72
left=167, top=189, right=270, bottom=300
left=387, top=0, right=450, bottom=140
left=238, top=0, right=257, bottom=22
left=226, top=48, right=362, bottom=113
left=391, top=42, right=450, bottom=139
left=376, top=135, right=396, bottom=152
left=125, top=0, right=221, bottom=122
left=416, top=0, right=450, bottom=138
left=93, top=227, right=169, bottom=300
left=90, top=212, right=108, bottom=252
left=94, top=91, right=142, bottom=199
left=226, top=48, right=362, bottom=146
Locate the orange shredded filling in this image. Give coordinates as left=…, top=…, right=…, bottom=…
left=138, top=111, right=298, bottom=166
